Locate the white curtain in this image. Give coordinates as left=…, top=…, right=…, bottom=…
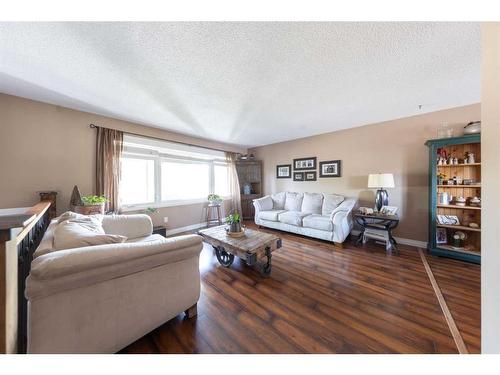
left=225, top=152, right=242, bottom=215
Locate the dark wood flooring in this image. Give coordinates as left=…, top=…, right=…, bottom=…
left=120, top=224, right=481, bottom=354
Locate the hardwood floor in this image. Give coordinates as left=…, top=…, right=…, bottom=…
left=120, top=224, right=481, bottom=354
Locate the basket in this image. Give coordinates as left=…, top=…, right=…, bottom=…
left=226, top=227, right=246, bottom=238
left=72, top=203, right=105, bottom=215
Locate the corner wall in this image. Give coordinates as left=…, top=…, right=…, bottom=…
left=481, top=22, right=500, bottom=354
left=250, top=104, right=480, bottom=242
left=0, top=94, right=245, bottom=229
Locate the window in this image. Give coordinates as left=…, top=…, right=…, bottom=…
left=120, top=157, right=155, bottom=205
left=120, top=135, right=230, bottom=208
left=214, top=163, right=230, bottom=197
left=161, top=160, right=210, bottom=201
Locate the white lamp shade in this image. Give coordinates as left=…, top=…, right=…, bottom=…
left=368, top=173, right=395, bottom=188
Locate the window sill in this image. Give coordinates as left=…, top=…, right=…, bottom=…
left=120, top=198, right=231, bottom=212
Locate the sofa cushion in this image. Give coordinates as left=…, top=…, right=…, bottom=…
left=53, top=220, right=127, bottom=250
left=258, top=210, right=286, bottom=222
left=322, top=193, right=345, bottom=215
left=278, top=211, right=309, bottom=226
left=271, top=192, right=286, bottom=210
left=301, top=192, right=323, bottom=214
left=303, top=214, right=333, bottom=231
left=284, top=192, right=304, bottom=211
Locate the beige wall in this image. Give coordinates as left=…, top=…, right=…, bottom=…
left=250, top=104, right=481, bottom=242
left=0, top=94, right=245, bottom=229
left=481, top=22, right=500, bottom=354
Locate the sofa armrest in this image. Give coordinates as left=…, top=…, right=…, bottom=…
left=330, top=198, right=356, bottom=220
left=328, top=198, right=356, bottom=243
left=102, top=214, right=153, bottom=239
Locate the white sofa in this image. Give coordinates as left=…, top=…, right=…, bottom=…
left=25, top=214, right=203, bottom=353
left=253, top=192, right=356, bottom=245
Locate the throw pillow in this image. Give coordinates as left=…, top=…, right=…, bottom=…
left=271, top=192, right=286, bottom=210
left=284, top=192, right=304, bottom=212
left=53, top=220, right=126, bottom=250
left=301, top=192, right=323, bottom=214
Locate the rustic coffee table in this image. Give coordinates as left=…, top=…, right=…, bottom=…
left=198, top=225, right=282, bottom=276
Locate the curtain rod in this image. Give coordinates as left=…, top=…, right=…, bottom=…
left=89, top=123, right=236, bottom=154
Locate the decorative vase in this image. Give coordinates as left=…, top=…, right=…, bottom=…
left=229, top=222, right=241, bottom=233
left=243, top=183, right=252, bottom=195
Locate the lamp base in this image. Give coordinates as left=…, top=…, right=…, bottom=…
left=375, top=189, right=389, bottom=212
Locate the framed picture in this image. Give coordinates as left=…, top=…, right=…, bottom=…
left=293, top=157, right=317, bottom=171
left=319, top=160, right=341, bottom=177
left=437, top=214, right=460, bottom=225
left=304, top=171, right=317, bottom=181
left=276, top=164, right=291, bottom=179
left=436, top=228, right=448, bottom=244
left=293, top=172, right=304, bottom=181
left=380, top=206, right=398, bottom=216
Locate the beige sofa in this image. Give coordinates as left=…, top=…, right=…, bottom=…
left=26, top=214, right=203, bottom=353
left=253, top=192, right=356, bottom=245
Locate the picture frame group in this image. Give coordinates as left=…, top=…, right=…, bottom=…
left=275, top=157, right=342, bottom=180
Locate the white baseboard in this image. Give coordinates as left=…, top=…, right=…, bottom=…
left=164, top=217, right=227, bottom=236
left=351, top=229, right=427, bottom=249
left=165, top=222, right=207, bottom=236
left=165, top=223, right=427, bottom=249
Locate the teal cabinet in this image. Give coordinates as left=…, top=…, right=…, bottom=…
left=425, top=134, right=481, bottom=264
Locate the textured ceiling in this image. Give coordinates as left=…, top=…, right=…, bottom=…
left=0, top=22, right=480, bottom=147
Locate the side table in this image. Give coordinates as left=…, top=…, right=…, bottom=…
left=153, top=226, right=167, bottom=237
left=354, top=212, right=399, bottom=252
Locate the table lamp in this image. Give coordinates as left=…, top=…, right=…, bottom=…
left=368, top=173, right=395, bottom=211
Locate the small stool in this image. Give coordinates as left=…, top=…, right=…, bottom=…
left=206, top=203, right=222, bottom=227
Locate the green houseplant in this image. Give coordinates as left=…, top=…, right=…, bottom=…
left=226, top=212, right=242, bottom=233
left=207, top=194, right=223, bottom=205
left=74, top=195, right=108, bottom=215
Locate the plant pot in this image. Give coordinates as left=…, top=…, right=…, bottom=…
left=72, top=203, right=105, bottom=215
left=229, top=222, right=241, bottom=233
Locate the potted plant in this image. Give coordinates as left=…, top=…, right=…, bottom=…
left=226, top=212, right=242, bottom=233
left=207, top=194, right=223, bottom=206
left=74, top=195, right=108, bottom=215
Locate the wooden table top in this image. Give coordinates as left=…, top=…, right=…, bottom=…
left=198, top=225, right=280, bottom=253
left=354, top=212, right=399, bottom=221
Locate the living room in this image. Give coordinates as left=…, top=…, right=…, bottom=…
left=1, top=1, right=500, bottom=373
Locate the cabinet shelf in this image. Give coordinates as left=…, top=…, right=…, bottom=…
left=437, top=184, right=481, bottom=188
left=437, top=204, right=481, bottom=210
left=437, top=163, right=481, bottom=167
left=436, top=224, right=481, bottom=232
left=437, top=245, right=480, bottom=256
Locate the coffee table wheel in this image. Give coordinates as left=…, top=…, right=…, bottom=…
left=214, top=246, right=235, bottom=267
left=261, top=262, right=272, bottom=276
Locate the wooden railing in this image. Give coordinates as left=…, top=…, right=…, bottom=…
left=0, top=198, right=55, bottom=354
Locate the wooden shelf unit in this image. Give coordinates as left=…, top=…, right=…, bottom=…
left=235, top=160, right=262, bottom=220
left=425, top=134, right=481, bottom=264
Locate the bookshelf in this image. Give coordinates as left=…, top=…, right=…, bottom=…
left=425, top=134, right=481, bottom=263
